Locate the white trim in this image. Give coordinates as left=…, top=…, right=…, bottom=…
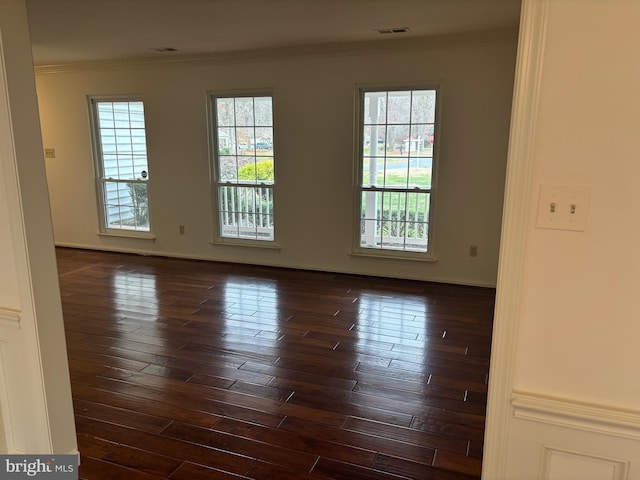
left=482, top=0, right=549, bottom=478
left=54, top=242, right=496, bottom=287
left=0, top=307, right=20, bottom=329
left=210, top=239, right=282, bottom=250
left=97, top=231, right=156, bottom=241
left=512, top=389, right=640, bottom=441
left=348, top=250, right=437, bottom=263
left=67, top=448, right=81, bottom=466
left=1, top=2, right=76, bottom=453
left=541, top=445, right=631, bottom=480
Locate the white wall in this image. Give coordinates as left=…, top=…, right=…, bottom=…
left=0, top=0, right=77, bottom=455
left=484, top=0, right=640, bottom=478
left=36, top=32, right=517, bottom=287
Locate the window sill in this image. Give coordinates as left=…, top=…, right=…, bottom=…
left=98, top=231, right=156, bottom=241
left=210, top=239, right=282, bottom=250
left=349, top=249, right=437, bottom=263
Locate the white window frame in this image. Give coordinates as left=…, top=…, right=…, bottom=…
left=352, top=85, right=440, bottom=260
left=208, top=91, right=278, bottom=247
left=89, top=95, right=153, bottom=238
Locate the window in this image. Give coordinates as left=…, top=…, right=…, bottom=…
left=356, top=88, right=437, bottom=255
left=211, top=94, right=275, bottom=242
left=90, top=98, right=151, bottom=233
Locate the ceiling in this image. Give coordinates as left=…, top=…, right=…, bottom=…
left=26, top=0, right=522, bottom=66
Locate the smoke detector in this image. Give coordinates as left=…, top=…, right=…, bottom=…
left=376, top=27, right=410, bottom=34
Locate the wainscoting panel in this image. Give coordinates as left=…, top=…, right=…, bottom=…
left=542, top=446, right=630, bottom=480
left=503, top=390, right=639, bottom=480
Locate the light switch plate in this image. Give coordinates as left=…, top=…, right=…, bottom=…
left=536, top=185, right=591, bottom=232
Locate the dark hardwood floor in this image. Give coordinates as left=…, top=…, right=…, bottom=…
left=55, top=247, right=495, bottom=480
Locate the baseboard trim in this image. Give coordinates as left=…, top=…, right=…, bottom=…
left=512, top=389, right=640, bottom=440
left=54, top=242, right=497, bottom=288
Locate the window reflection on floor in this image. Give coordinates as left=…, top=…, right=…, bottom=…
left=223, top=278, right=280, bottom=336
left=112, top=269, right=158, bottom=319
left=357, top=292, right=429, bottom=376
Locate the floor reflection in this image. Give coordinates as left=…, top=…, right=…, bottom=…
left=357, top=292, right=429, bottom=374
left=222, top=277, right=281, bottom=343
left=112, top=269, right=159, bottom=319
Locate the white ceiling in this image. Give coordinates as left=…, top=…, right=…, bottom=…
left=26, top=0, right=522, bottom=66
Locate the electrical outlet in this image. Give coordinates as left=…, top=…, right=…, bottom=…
left=179, top=225, right=185, bottom=235
left=536, top=185, right=591, bottom=232
left=469, top=245, right=478, bottom=257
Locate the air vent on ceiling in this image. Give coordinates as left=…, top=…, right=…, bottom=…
left=376, top=27, right=410, bottom=34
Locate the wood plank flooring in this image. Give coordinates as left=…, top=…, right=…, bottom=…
left=55, top=247, right=495, bottom=480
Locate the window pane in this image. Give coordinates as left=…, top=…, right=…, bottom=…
left=360, top=189, right=430, bottom=251
left=363, top=125, right=387, bottom=157
left=362, top=156, right=384, bottom=187
left=97, top=104, right=114, bottom=128
left=409, top=124, right=432, bottom=157
left=219, top=185, right=274, bottom=240
left=100, top=129, right=116, bottom=154
left=219, top=155, right=238, bottom=181
left=235, top=98, right=254, bottom=126
left=128, top=102, right=145, bottom=128
left=113, top=102, right=132, bottom=128
left=386, top=125, right=410, bottom=157
left=405, top=192, right=430, bottom=251
left=131, top=129, right=148, bottom=154
left=239, top=158, right=258, bottom=182
left=411, top=90, right=437, bottom=124
left=112, top=156, right=134, bottom=179
left=387, top=91, right=411, bottom=124
left=94, top=99, right=150, bottom=233
left=254, top=127, right=273, bottom=156
left=256, top=159, right=275, bottom=183
left=213, top=94, right=275, bottom=241
left=236, top=127, right=255, bottom=152
left=360, top=218, right=381, bottom=248
left=358, top=88, right=436, bottom=254
left=361, top=190, right=381, bottom=249
left=217, top=98, right=235, bottom=126
left=103, top=181, right=149, bottom=231
left=218, top=127, right=236, bottom=155
left=384, top=159, right=409, bottom=188
left=408, top=157, right=432, bottom=189
left=364, top=92, right=387, bottom=125
left=254, top=97, right=273, bottom=126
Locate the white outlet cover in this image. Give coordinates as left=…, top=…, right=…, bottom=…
left=536, top=184, right=591, bottom=232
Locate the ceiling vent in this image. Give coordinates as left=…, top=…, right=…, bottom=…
left=376, top=27, right=410, bottom=34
